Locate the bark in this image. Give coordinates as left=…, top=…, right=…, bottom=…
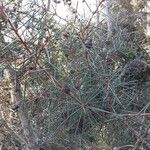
left=0, top=118, right=27, bottom=146
left=8, top=66, right=39, bottom=150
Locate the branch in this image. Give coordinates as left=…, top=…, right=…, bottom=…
left=119, top=112, right=150, bottom=117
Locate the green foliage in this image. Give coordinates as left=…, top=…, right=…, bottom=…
left=0, top=0, right=150, bottom=149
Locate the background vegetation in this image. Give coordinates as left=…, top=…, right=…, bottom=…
left=0, top=0, right=150, bottom=149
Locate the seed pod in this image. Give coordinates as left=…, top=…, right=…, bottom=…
left=61, top=82, right=70, bottom=95
left=11, top=101, right=22, bottom=112
left=121, top=59, right=150, bottom=82
left=84, top=39, right=92, bottom=49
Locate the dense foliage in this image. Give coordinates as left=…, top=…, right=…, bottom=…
left=0, top=0, right=150, bottom=150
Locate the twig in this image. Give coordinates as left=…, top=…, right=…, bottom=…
left=85, top=0, right=105, bottom=30
left=119, top=112, right=150, bottom=117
